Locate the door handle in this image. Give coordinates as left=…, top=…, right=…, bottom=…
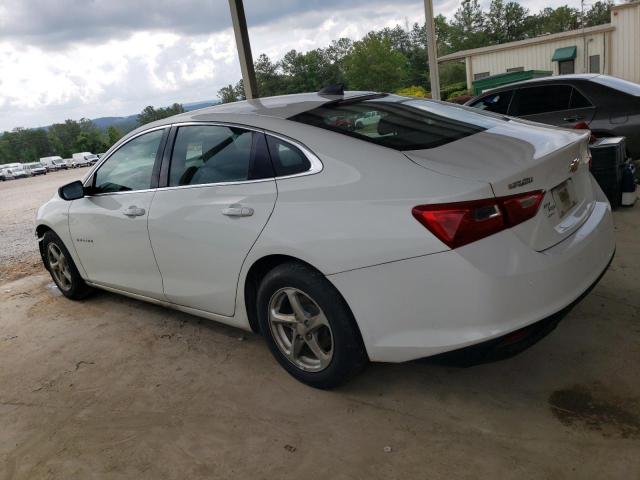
left=123, top=206, right=146, bottom=217
left=222, top=206, right=254, bottom=217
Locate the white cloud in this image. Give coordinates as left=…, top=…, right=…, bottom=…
left=0, top=0, right=589, bottom=131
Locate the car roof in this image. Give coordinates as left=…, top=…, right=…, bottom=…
left=474, top=74, right=602, bottom=97
left=515, top=73, right=600, bottom=85
left=150, top=91, right=377, bottom=127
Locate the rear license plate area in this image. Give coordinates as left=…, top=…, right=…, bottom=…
left=551, top=179, right=577, bottom=218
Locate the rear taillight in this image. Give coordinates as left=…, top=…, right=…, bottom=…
left=573, top=122, right=597, bottom=143
left=412, top=190, right=544, bottom=249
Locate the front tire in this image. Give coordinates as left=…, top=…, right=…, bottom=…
left=42, top=231, right=93, bottom=300
left=257, top=262, right=367, bottom=389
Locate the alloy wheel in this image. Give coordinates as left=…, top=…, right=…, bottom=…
left=268, top=287, right=334, bottom=372
left=47, top=243, right=73, bottom=291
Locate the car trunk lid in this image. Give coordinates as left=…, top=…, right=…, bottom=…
left=404, top=119, right=596, bottom=251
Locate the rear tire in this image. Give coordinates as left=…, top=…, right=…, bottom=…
left=257, top=262, right=368, bottom=389
left=42, top=231, right=93, bottom=300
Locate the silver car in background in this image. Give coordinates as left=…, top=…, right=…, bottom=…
left=0, top=167, right=15, bottom=181
left=24, top=162, right=47, bottom=176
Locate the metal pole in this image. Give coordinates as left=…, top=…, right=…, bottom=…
left=228, top=0, right=258, bottom=99
left=424, top=0, right=441, bottom=100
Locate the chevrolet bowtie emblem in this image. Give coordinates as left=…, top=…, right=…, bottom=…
left=569, top=157, right=580, bottom=173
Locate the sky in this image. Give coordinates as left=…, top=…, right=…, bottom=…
left=0, top=0, right=589, bottom=132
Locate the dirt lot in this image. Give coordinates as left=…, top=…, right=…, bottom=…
left=0, top=169, right=84, bottom=282
left=1, top=173, right=639, bottom=479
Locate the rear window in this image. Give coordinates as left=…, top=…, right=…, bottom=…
left=591, top=75, right=640, bottom=96
left=289, top=95, right=492, bottom=151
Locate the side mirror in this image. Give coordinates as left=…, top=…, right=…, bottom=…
left=58, top=180, right=85, bottom=201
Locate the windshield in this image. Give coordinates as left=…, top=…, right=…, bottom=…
left=290, top=94, right=499, bottom=151
left=592, top=75, right=640, bottom=96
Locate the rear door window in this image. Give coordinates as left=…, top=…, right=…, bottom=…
left=168, top=126, right=273, bottom=186
left=512, top=85, right=572, bottom=116
left=569, top=88, right=593, bottom=108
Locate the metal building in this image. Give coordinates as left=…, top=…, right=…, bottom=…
left=439, top=1, right=640, bottom=91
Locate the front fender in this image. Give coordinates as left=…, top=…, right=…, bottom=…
left=36, top=196, right=88, bottom=279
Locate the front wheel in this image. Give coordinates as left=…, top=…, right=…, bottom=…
left=257, top=262, right=368, bottom=389
left=42, top=231, right=93, bottom=300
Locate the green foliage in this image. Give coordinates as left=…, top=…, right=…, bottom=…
left=439, top=62, right=467, bottom=86
left=396, top=86, right=430, bottom=98
left=450, top=0, right=488, bottom=51
left=485, top=0, right=529, bottom=44
left=107, top=126, right=123, bottom=146
left=3, top=0, right=615, bottom=165
left=218, top=84, right=240, bottom=103
left=137, top=103, right=185, bottom=126
left=440, top=82, right=469, bottom=99
left=0, top=128, right=53, bottom=163
left=344, top=33, right=408, bottom=92
left=446, top=89, right=471, bottom=99
left=584, top=1, right=613, bottom=27
left=0, top=103, right=179, bottom=164
left=222, top=0, right=611, bottom=102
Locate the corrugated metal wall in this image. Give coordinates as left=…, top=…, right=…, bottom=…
left=470, top=33, right=607, bottom=79
left=611, top=5, right=640, bottom=83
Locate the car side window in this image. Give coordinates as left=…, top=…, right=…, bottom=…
left=265, top=136, right=311, bottom=177
left=169, top=125, right=273, bottom=187
left=570, top=88, right=592, bottom=109
left=471, top=90, right=513, bottom=115
left=512, top=85, right=572, bottom=116
left=93, top=129, right=164, bottom=194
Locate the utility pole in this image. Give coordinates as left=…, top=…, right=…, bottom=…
left=582, top=0, right=586, bottom=73
left=424, top=0, right=441, bottom=100
left=228, top=0, right=258, bottom=99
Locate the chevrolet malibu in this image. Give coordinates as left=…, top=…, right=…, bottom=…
left=36, top=91, right=615, bottom=388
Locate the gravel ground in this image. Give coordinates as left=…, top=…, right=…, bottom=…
left=0, top=169, right=84, bottom=281
left=0, top=170, right=639, bottom=478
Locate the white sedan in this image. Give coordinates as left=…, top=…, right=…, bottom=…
left=36, top=91, right=615, bottom=388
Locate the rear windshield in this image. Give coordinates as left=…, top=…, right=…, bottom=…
left=591, top=75, right=640, bottom=96
left=289, top=94, right=497, bottom=151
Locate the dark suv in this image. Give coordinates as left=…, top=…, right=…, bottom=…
left=466, top=74, right=640, bottom=160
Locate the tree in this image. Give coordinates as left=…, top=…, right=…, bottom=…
left=73, top=118, right=107, bottom=153
left=450, top=0, right=487, bottom=50
left=584, top=1, right=613, bottom=26
left=280, top=48, right=342, bottom=93
left=344, top=33, right=408, bottom=92
left=48, top=120, right=81, bottom=158
left=253, top=53, right=285, bottom=97
left=537, top=6, right=580, bottom=34
left=137, top=103, right=184, bottom=126
left=218, top=84, right=239, bottom=103
left=106, top=126, right=123, bottom=147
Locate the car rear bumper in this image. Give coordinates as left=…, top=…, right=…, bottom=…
left=329, top=196, right=615, bottom=363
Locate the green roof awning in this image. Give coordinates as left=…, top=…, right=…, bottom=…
left=552, top=46, right=577, bottom=62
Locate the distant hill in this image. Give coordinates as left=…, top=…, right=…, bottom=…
left=183, top=100, right=220, bottom=112
left=90, top=99, right=220, bottom=131
left=91, top=115, right=138, bottom=131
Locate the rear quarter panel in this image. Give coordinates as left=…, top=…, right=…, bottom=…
left=241, top=118, right=495, bottom=275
